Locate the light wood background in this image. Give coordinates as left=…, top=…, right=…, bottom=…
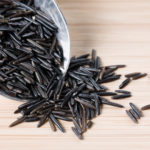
left=1, top=0, right=150, bottom=150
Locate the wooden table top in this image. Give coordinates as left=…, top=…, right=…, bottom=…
left=0, top=0, right=150, bottom=150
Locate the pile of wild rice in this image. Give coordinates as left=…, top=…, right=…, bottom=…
left=0, top=0, right=63, bottom=100
left=0, top=0, right=149, bottom=140
left=8, top=49, right=149, bottom=139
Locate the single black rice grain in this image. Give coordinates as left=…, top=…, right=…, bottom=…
left=129, top=103, right=143, bottom=117
left=132, top=73, right=147, bottom=80
left=112, top=94, right=131, bottom=99
left=98, top=92, right=117, bottom=96
left=101, top=98, right=124, bottom=108
left=119, top=78, right=131, bottom=89
left=72, top=127, right=83, bottom=140
left=9, top=116, right=25, bottom=127
left=115, top=90, right=131, bottom=94
left=129, top=109, right=140, bottom=120
left=141, top=104, right=150, bottom=111
left=126, top=110, right=138, bottom=123
left=125, top=72, right=141, bottom=78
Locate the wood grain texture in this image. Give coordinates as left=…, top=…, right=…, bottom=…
left=0, top=0, right=150, bottom=150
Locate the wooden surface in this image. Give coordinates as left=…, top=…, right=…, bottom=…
left=1, top=0, right=150, bottom=150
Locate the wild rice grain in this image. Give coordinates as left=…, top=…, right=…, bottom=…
left=119, top=78, right=131, bottom=89
left=72, top=127, right=83, bottom=140
left=126, top=110, right=138, bottom=123
left=129, top=109, right=140, bottom=120
left=129, top=103, right=143, bottom=117
left=112, top=94, right=131, bottom=99
left=125, top=72, right=141, bottom=78
left=132, top=73, right=147, bottom=80
left=115, top=90, right=131, bottom=94
left=141, top=104, right=150, bottom=111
